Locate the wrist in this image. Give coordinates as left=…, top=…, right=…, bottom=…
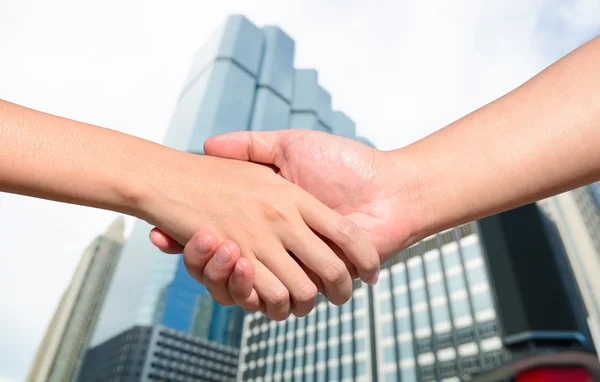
left=380, top=147, right=435, bottom=248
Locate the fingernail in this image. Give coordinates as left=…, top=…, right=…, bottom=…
left=365, top=269, right=379, bottom=285
left=233, top=263, right=244, bottom=278
left=215, top=245, right=231, bottom=265
left=193, top=237, right=212, bottom=256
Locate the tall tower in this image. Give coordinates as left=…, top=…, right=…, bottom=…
left=25, top=217, right=126, bottom=382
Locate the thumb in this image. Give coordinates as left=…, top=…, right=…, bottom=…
left=204, top=130, right=289, bottom=165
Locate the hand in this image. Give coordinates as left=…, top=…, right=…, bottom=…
left=141, top=151, right=379, bottom=319
left=152, top=130, right=424, bottom=311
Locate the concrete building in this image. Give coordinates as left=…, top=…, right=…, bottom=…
left=238, top=199, right=599, bottom=382
left=25, top=217, right=126, bottom=382
left=78, top=325, right=239, bottom=382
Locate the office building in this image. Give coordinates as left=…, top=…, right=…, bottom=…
left=78, top=325, right=239, bottom=382
left=538, top=182, right=600, bottom=334
left=239, top=203, right=599, bottom=381
left=25, top=217, right=126, bottom=382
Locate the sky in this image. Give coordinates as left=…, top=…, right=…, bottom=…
left=0, top=0, right=599, bottom=380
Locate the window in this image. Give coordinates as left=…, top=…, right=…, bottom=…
left=392, top=268, right=406, bottom=285
left=424, top=258, right=441, bottom=273
left=354, top=296, right=364, bottom=310
left=355, top=337, right=366, bottom=353
left=408, top=263, right=423, bottom=281
left=342, top=362, right=353, bottom=378
left=396, top=316, right=412, bottom=334
left=354, top=317, right=365, bottom=331
left=383, top=345, right=396, bottom=363
left=451, top=298, right=470, bottom=318
left=341, top=319, right=352, bottom=335
left=385, top=371, right=398, bottom=382
left=401, top=367, right=417, bottom=382
left=472, top=291, right=493, bottom=312
left=329, top=343, right=339, bottom=359
left=378, top=274, right=390, bottom=291
left=461, top=242, right=481, bottom=262
left=356, top=361, right=366, bottom=376
left=447, top=274, right=466, bottom=292
left=428, top=281, right=445, bottom=298
left=413, top=310, right=430, bottom=329
left=342, top=340, right=352, bottom=356
left=398, top=340, right=414, bottom=359
left=411, top=287, right=426, bottom=303
left=317, top=348, right=326, bottom=362
left=380, top=298, right=393, bottom=314
left=432, top=304, right=449, bottom=324
left=443, top=250, right=460, bottom=268
left=381, top=321, right=394, bottom=337
left=329, top=324, right=339, bottom=338
left=394, top=292, right=408, bottom=309
left=466, top=267, right=488, bottom=286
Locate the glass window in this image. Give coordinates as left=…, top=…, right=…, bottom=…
left=396, top=316, right=412, bottom=334
left=329, top=323, right=339, bottom=338
left=275, top=359, right=283, bottom=373
left=329, top=343, right=339, bottom=359
left=443, top=250, right=461, bottom=268
left=355, top=337, right=366, bottom=353
left=355, top=317, right=365, bottom=331
left=395, top=291, right=408, bottom=309
left=342, top=319, right=352, bottom=335
left=304, top=371, right=314, bottom=382
left=432, top=304, right=449, bottom=324
left=354, top=296, right=364, bottom=310
left=306, top=332, right=315, bottom=346
left=378, top=275, right=390, bottom=291
left=425, top=258, right=441, bottom=273
left=317, top=327, right=326, bottom=341
left=329, top=366, right=339, bottom=380
left=447, top=274, right=466, bottom=292
left=428, top=280, right=445, bottom=298
left=411, top=287, right=426, bottom=303
left=401, top=367, right=417, bottom=382
left=461, top=242, right=481, bottom=262
left=392, top=268, right=406, bottom=285
left=472, top=291, right=493, bottom=312
left=317, top=348, right=326, bottom=362
left=383, top=345, right=396, bottom=364
left=413, top=310, right=430, bottom=329
left=398, top=340, right=414, bottom=359
left=381, top=321, right=394, bottom=337
left=385, top=371, right=398, bottom=382
left=342, top=362, right=353, bottom=378
left=380, top=298, right=393, bottom=314
left=342, top=339, right=352, bottom=355
left=466, top=266, right=488, bottom=286
left=408, top=263, right=423, bottom=281
left=316, top=369, right=326, bottom=382
left=356, top=360, right=366, bottom=376
left=451, top=298, right=470, bottom=318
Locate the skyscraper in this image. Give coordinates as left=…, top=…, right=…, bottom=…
left=25, top=217, right=126, bottom=382
left=90, top=14, right=371, bottom=350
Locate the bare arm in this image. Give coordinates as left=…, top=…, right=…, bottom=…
left=0, top=99, right=380, bottom=319
left=398, top=35, right=600, bottom=239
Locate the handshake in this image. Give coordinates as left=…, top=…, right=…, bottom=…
left=146, top=128, right=424, bottom=321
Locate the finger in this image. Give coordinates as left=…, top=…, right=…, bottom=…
left=251, top=256, right=295, bottom=321
left=283, top=224, right=353, bottom=306
left=201, top=241, right=241, bottom=306
left=253, top=243, right=317, bottom=317
left=204, top=129, right=307, bottom=166
left=229, top=257, right=264, bottom=312
left=301, top=199, right=380, bottom=285
left=181, top=231, right=220, bottom=285
left=150, top=227, right=185, bottom=254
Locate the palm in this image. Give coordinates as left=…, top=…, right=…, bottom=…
left=272, top=132, right=409, bottom=259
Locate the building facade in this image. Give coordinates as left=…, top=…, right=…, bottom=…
left=26, top=217, right=126, bottom=382
left=238, top=204, right=598, bottom=382
left=78, top=325, right=239, bottom=382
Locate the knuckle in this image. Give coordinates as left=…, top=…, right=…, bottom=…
left=336, top=219, right=361, bottom=247
left=266, top=287, right=290, bottom=309
left=261, top=201, right=294, bottom=224
left=322, top=259, right=348, bottom=286
left=294, top=282, right=318, bottom=305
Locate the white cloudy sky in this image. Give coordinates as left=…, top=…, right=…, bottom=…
left=0, top=0, right=599, bottom=380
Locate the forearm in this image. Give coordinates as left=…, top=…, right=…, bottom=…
left=391, top=35, right=600, bottom=240
left=0, top=99, right=169, bottom=218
